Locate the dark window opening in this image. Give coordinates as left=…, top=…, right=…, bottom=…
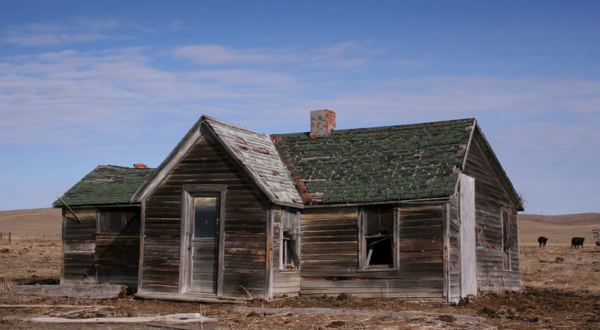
left=98, top=209, right=140, bottom=235
left=362, top=206, right=395, bottom=269
left=282, top=231, right=299, bottom=269
left=281, top=209, right=300, bottom=270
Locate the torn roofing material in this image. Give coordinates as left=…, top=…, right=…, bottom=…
left=53, top=165, right=154, bottom=207
left=271, top=118, right=476, bottom=205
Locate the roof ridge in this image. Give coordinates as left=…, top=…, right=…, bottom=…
left=202, top=115, right=262, bottom=135
left=272, top=117, right=476, bottom=136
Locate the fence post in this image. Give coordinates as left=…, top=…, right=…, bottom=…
left=9, top=232, right=11, bottom=244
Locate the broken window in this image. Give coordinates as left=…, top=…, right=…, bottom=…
left=98, top=209, right=140, bottom=235
left=360, top=206, right=396, bottom=269
left=280, top=209, right=300, bottom=270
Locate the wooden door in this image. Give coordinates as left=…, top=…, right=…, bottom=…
left=186, top=196, right=220, bottom=294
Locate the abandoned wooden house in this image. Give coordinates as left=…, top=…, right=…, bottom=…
left=122, top=110, right=523, bottom=304
left=53, top=164, right=154, bottom=288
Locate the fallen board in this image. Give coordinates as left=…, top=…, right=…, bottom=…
left=12, top=285, right=125, bottom=299
left=29, top=313, right=216, bottom=324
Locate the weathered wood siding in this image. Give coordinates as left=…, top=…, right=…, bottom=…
left=62, top=208, right=96, bottom=284
left=141, top=133, right=269, bottom=298
left=463, top=131, right=520, bottom=292
left=62, top=208, right=141, bottom=287
left=271, top=208, right=301, bottom=298
left=299, top=205, right=445, bottom=301
left=95, top=235, right=139, bottom=287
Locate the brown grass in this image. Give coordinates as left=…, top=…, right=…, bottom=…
left=0, top=208, right=62, bottom=240
left=519, top=213, right=600, bottom=246
left=520, top=245, right=600, bottom=292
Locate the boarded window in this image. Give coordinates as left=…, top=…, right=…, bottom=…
left=98, top=209, right=140, bottom=235
left=360, top=206, right=395, bottom=269
left=281, top=209, right=300, bottom=269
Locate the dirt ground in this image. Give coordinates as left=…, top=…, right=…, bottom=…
left=0, top=243, right=599, bottom=329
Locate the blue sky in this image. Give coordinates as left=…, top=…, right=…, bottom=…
left=1, top=0, right=599, bottom=215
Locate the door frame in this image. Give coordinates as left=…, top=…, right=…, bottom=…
left=179, top=185, right=226, bottom=296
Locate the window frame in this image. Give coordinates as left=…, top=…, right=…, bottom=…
left=96, top=208, right=140, bottom=235
left=279, top=208, right=301, bottom=271
left=501, top=208, right=512, bottom=271
left=358, top=205, right=399, bottom=271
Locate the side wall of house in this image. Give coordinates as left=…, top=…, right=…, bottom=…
left=463, top=131, right=520, bottom=292
left=62, top=208, right=96, bottom=284
left=299, top=205, right=446, bottom=302
left=140, top=133, right=269, bottom=298
left=62, top=208, right=141, bottom=287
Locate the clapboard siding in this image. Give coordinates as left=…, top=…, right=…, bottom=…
left=299, top=205, right=444, bottom=300
left=464, top=130, right=521, bottom=292
left=62, top=209, right=97, bottom=285
left=140, top=133, right=269, bottom=298
left=62, top=208, right=141, bottom=287
left=94, top=235, right=140, bottom=287
left=300, top=208, right=358, bottom=275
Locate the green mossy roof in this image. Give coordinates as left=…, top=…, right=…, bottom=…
left=53, top=165, right=155, bottom=207
left=272, top=118, right=475, bottom=205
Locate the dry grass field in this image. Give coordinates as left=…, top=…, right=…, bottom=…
left=0, top=208, right=62, bottom=242
left=0, top=209, right=599, bottom=329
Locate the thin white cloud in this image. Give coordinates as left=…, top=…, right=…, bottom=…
left=169, top=20, right=186, bottom=31
left=2, top=18, right=141, bottom=46
left=173, top=42, right=373, bottom=67
left=0, top=47, right=299, bottom=147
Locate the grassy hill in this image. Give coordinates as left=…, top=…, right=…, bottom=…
left=0, top=207, right=598, bottom=247
left=518, top=213, right=600, bottom=246
left=0, top=208, right=62, bottom=239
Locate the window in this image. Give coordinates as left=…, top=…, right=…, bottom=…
left=280, top=209, right=300, bottom=270
left=502, top=208, right=513, bottom=270
left=98, top=209, right=140, bottom=235
left=193, top=196, right=219, bottom=238
left=360, top=205, right=396, bottom=269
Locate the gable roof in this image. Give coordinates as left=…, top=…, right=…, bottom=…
left=54, top=165, right=154, bottom=208
left=271, top=118, right=475, bottom=205
left=132, top=116, right=303, bottom=207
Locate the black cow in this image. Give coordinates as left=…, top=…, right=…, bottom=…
left=538, top=236, right=548, bottom=248
left=571, top=237, right=585, bottom=249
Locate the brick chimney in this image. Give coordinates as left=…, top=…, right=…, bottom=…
left=310, top=110, right=336, bottom=138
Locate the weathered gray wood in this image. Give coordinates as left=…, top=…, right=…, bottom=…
left=463, top=130, right=521, bottom=293
left=12, top=285, right=125, bottom=299
left=460, top=173, right=477, bottom=298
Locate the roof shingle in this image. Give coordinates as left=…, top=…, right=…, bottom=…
left=53, top=165, right=154, bottom=207
left=271, top=118, right=475, bottom=204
